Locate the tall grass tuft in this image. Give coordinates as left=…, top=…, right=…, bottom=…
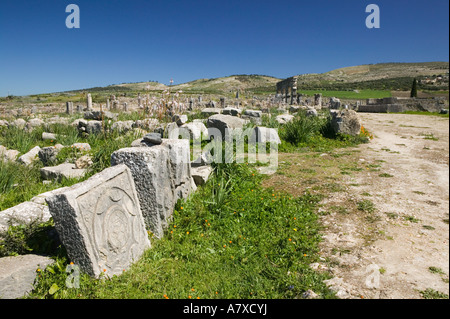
left=280, top=111, right=326, bottom=145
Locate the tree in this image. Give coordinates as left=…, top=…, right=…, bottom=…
left=410, top=78, right=418, bottom=98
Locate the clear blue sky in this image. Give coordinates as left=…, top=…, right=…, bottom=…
left=0, top=0, right=448, bottom=96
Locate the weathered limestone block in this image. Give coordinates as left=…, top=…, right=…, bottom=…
left=0, top=202, right=49, bottom=232
left=191, top=166, right=213, bottom=186
left=330, top=109, right=361, bottom=136
left=206, top=114, right=247, bottom=140
left=161, top=139, right=193, bottom=201
left=111, top=120, right=134, bottom=133
left=111, top=139, right=193, bottom=238
left=110, top=147, right=173, bottom=238
left=42, top=132, right=58, bottom=141
left=38, top=144, right=64, bottom=166
left=40, top=163, right=87, bottom=182
left=172, top=114, right=188, bottom=126
left=179, top=122, right=208, bottom=140
left=1, top=149, right=20, bottom=162
left=45, top=164, right=150, bottom=278
left=243, top=110, right=262, bottom=118
left=222, top=107, right=242, bottom=116
left=0, top=255, right=54, bottom=299
left=330, top=97, right=341, bottom=109
left=201, top=108, right=222, bottom=117
left=276, top=114, right=294, bottom=124
left=26, top=118, right=45, bottom=130
left=18, top=146, right=41, bottom=166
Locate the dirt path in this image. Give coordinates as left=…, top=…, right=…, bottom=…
left=263, top=113, right=449, bottom=299
left=322, top=113, right=449, bottom=299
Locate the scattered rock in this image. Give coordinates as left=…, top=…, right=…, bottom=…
left=18, top=146, right=41, bottom=166
left=172, top=114, right=188, bottom=126
left=306, top=108, right=318, bottom=117
left=206, top=114, right=247, bottom=140
left=75, top=155, right=93, bottom=169
left=301, top=290, right=319, bottom=299
left=276, top=114, right=294, bottom=124
left=40, top=163, right=87, bottom=182
left=38, top=145, right=64, bottom=166
left=222, top=107, right=242, bottom=116
left=84, top=110, right=117, bottom=121
left=330, top=97, right=342, bottom=109
left=201, top=108, right=222, bottom=117
left=111, top=120, right=134, bottom=133
left=191, top=165, right=213, bottom=186
left=9, top=119, right=27, bottom=129
left=0, top=255, right=54, bottom=299
left=180, top=122, right=208, bottom=140
left=42, top=132, right=58, bottom=141
left=1, top=149, right=20, bottom=162
left=26, top=118, right=45, bottom=130
left=330, top=109, right=361, bottom=136
left=143, top=133, right=162, bottom=145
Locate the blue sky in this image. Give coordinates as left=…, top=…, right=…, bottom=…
left=0, top=0, right=448, bottom=96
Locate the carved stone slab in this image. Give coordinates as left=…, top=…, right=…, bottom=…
left=46, top=164, right=150, bottom=278
left=111, top=139, right=193, bottom=239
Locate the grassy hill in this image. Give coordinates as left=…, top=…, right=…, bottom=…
left=1, top=62, right=448, bottom=104
left=296, top=62, right=449, bottom=92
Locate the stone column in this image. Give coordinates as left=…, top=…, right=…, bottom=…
left=123, top=102, right=128, bottom=112
left=86, top=93, right=93, bottom=110
left=66, top=101, right=73, bottom=115
left=106, top=99, right=110, bottom=110
left=314, top=94, right=322, bottom=107
left=138, top=94, right=142, bottom=108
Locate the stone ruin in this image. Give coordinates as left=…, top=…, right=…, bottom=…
left=276, top=76, right=298, bottom=105
left=46, top=164, right=151, bottom=278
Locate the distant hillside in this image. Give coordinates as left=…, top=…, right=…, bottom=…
left=113, top=75, right=281, bottom=95
left=296, top=62, right=449, bottom=91
left=24, top=62, right=449, bottom=99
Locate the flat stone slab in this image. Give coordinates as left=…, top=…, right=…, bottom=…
left=40, top=163, right=87, bottom=182
left=45, top=164, right=150, bottom=278
left=18, top=146, right=41, bottom=166
left=191, top=166, right=213, bottom=186
left=0, top=187, right=69, bottom=232
left=0, top=254, right=54, bottom=299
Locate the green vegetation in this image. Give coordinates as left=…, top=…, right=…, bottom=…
left=0, top=121, right=141, bottom=211
left=357, top=200, right=375, bottom=213
left=299, top=89, right=392, bottom=100
left=278, top=110, right=370, bottom=153
left=419, top=288, right=449, bottom=299
left=28, top=163, right=335, bottom=299
left=410, top=78, right=418, bottom=98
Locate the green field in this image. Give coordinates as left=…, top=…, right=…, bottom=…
left=299, top=90, right=392, bottom=100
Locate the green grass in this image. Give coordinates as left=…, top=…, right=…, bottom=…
left=357, top=200, right=375, bottom=213
left=391, top=111, right=449, bottom=118
left=28, top=163, right=335, bottom=299
left=420, top=288, right=449, bottom=299
left=0, top=123, right=141, bottom=211
left=299, top=90, right=392, bottom=100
